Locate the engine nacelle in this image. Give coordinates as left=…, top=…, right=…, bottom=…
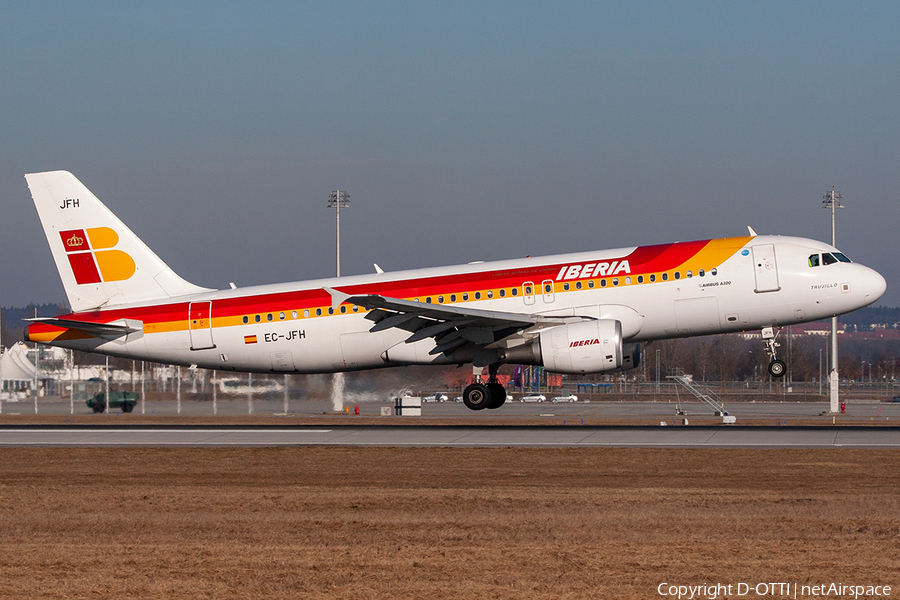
left=504, top=320, right=627, bottom=374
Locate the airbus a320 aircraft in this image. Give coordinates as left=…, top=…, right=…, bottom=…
left=23, top=171, right=886, bottom=410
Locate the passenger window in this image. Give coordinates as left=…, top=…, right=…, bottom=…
left=662, top=273, right=668, bottom=281
left=242, top=316, right=249, bottom=324
left=544, top=283, right=551, bottom=293
left=254, top=315, right=261, bottom=323
left=523, top=286, right=532, bottom=296
left=563, top=283, right=570, bottom=291
left=637, top=275, right=644, bottom=283
left=674, top=272, right=681, bottom=280
left=511, top=288, right=518, bottom=296
left=649, top=274, right=656, bottom=282
left=315, top=308, right=322, bottom=316
left=711, top=268, right=718, bottom=276
left=450, top=294, right=457, bottom=302
left=486, top=290, right=493, bottom=298
left=601, top=279, right=607, bottom=287
left=808, top=254, right=820, bottom=267
left=475, top=291, right=482, bottom=300
left=437, top=296, right=444, bottom=303
left=588, top=280, right=594, bottom=289
left=291, top=311, right=298, bottom=319
left=340, top=305, right=347, bottom=313
left=463, top=293, right=469, bottom=301
left=612, top=278, right=619, bottom=286
left=303, top=310, right=310, bottom=318
left=279, top=312, right=286, bottom=320
left=823, top=253, right=838, bottom=265
left=686, top=271, right=693, bottom=278
left=575, top=281, right=582, bottom=290
left=499, top=289, right=506, bottom=297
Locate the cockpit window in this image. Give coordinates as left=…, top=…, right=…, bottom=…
left=810, top=252, right=851, bottom=267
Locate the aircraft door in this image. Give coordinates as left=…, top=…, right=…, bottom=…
left=523, top=281, right=535, bottom=306
left=189, top=301, right=216, bottom=350
left=269, top=351, right=295, bottom=372
left=541, top=279, right=555, bottom=303
left=751, top=244, right=781, bottom=293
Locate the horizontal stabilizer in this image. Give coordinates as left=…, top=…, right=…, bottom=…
left=26, top=317, right=143, bottom=342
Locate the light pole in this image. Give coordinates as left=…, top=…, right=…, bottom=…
left=328, top=190, right=350, bottom=412
left=328, top=190, right=350, bottom=277
left=822, top=187, right=844, bottom=413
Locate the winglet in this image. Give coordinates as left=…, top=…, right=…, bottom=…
left=747, top=226, right=758, bottom=236
left=374, top=263, right=384, bottom=274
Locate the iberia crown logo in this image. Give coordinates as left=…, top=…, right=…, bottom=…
left=59, top=227, right=136, bottom=284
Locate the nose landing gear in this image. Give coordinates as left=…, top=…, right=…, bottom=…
left=761, top=327, right=786, bottom=378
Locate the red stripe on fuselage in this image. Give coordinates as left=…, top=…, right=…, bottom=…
left=36, top=239, right=718, bottom=329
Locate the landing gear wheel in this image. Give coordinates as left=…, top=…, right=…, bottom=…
left=486, top=382, right=507, bottom=409
left=768, top=359, right=786, bottom=378
left=463, top=383, right=491, bottom=411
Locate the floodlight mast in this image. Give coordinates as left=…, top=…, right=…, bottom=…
left=327, top=190, right=350, bottom=414
left=328, top=190, right=350, bottom=277
left=822, top=187, right=844, bottom=414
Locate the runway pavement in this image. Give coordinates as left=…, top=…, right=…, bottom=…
left=2, top=399, right=898, bottom=448
left=1, top=424, right=898, bottom=448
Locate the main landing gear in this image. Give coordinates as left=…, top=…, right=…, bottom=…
left=462, top=363, right=507, bottom=411
left=761, top=327, right=786, bottom=378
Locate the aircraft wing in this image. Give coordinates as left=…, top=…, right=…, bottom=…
left=345, top=293, right=587, bottom=357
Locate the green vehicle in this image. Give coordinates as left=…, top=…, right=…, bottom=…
left=87, top=391, right=139, bottom=413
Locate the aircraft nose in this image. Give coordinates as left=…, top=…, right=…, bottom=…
left=863, top=267, right=887, bottom=302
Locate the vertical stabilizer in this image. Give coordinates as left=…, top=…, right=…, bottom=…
left=25, top=170, right=212, bottom=312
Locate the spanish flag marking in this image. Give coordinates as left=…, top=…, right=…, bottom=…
left=244, top=335, right=258, bottom=345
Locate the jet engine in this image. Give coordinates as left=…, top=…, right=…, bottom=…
left=504, top=320, right=639, bottom=374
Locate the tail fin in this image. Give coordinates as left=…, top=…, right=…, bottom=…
left=25, top=170, right=212, bottom=312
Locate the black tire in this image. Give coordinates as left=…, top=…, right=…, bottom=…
left=486, top=382, right=507, bottom=409
left=768, top=359, right=786, bottom=378
left=462, top=383, right=491, bottom=411
left=121, top=402, right=134, bottom=413
left=92, top=403, right=105, bottom=414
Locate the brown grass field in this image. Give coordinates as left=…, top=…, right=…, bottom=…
left=0, top=447, right=898, bottom=599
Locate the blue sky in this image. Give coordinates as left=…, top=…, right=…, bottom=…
left=1, top=1, right=898, bottom=307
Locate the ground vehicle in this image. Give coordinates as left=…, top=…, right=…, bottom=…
left=86, top=391, right=138, bottom=413
left=520, top=394, right=546, bottom=403
left=422, top=393, right=449, bottom=402
left=551, top=394, right=578, bottom=403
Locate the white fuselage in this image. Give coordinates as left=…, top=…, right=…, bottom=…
left=30, top=234, right=886, bottom=375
